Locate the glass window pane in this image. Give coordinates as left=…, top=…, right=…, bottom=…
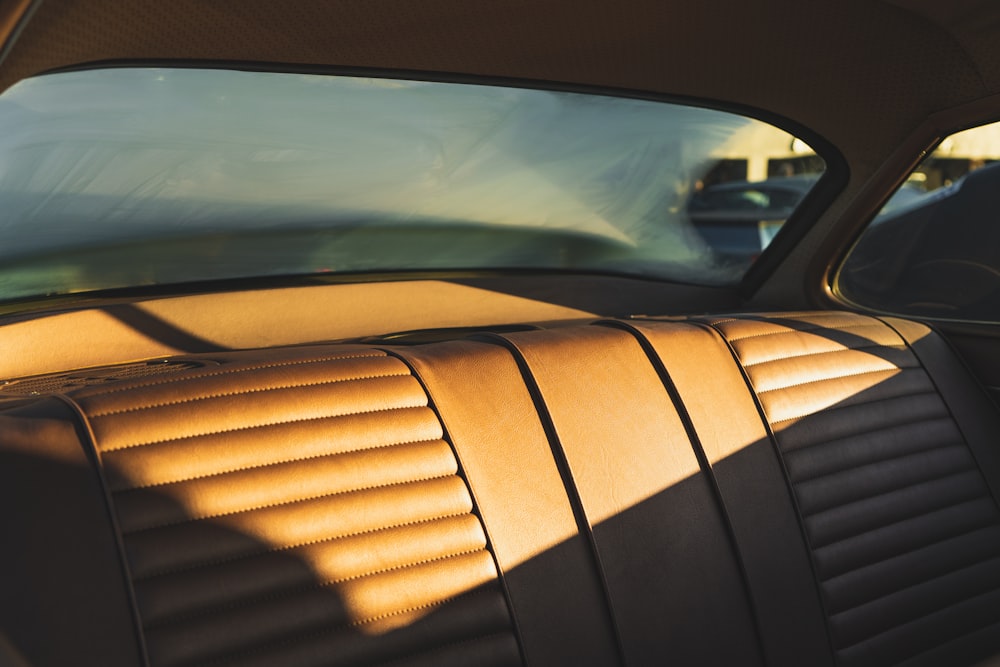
left=838, top=121, right=1000, bottom=322
left=0, top=68, right=827, bottom=302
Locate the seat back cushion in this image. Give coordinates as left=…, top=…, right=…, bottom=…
left=67, top=346, right=522, bottom=667
left=702, top=312, right=1000, bottom=667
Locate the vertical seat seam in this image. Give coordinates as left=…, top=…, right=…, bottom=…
left=696, top=317, right=840, bottom=662
left=50, top=392, right=152, bottom=667
left=475, top=332, right=630, bottom=667
left=877, top=316, right=1000, bottom=512
left=600, top=318, right=772, bottom=667
left=379, top=346, right=529, bottom=667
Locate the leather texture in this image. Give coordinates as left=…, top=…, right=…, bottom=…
left=501, top=325, right=764, bottom=667
left=396, top=340, right=622, bottom=667
left=705, top=312, right=1000, bottom=667
left=3, top=312, right=1000, bottom=667
left=623, top=319, right=833, bottom=667
left=68, top=348, right=521, bottom=667
left=0, top=399, right=144, bottom=667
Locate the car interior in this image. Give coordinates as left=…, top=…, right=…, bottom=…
left=1, top=1, right=1000, bottom=666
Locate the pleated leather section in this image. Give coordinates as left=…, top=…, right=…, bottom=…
left=709, top=313, right=1000, bottom=667
left=71, top=349, right=520, bottom=667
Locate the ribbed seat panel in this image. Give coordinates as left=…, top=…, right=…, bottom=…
left=710, top=313, right=1000, bottom=667
left=71, top=349, right=519, bottom=667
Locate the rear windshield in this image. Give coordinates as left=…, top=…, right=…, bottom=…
left=0, top=68, right=826, bottom=301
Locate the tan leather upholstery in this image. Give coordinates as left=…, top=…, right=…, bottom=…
left=2, top=312, right=999, bottom=667
left=499, top=325, right=763, bottom=666
left=396, top=340, right=622, bottom=667
left=69, top=348, right=520, bottom=667
left=622, top=319, right=832, bottom=667
left=0, top=399, right=144, bottom=666
left=701, top=312, right=1000, bottom=667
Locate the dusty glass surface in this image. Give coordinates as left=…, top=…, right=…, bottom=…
left=0, top=68, right=825, bottom=300
left=838, top=120, right=1000, bottom=322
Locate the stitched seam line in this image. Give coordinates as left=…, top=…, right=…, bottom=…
left=755, top=366, right=909, bottom=396
left=792, top=440, right=969, bottom=487
left=330, top=546, right=486, bottom=586
left=379, top=345, right=530, bottom=667
left=49, top=396, right=155, bottom=667
left=852, top=601, right=1000, bottom=664
left=112, top=436, right=443, bottom=491
left=827, top=545, right=1000, bottom=619
left=833, top=573, right=1000, bottom=653
left=133, top=511, right=472, bottom=582
left=810, top=480, right=997, bottom=560
left=742, top=343, right=909, bottom=369
left=812, top=488, right=993, bottom=561
left=90, top=372, right=412, bottom=417
left=617, top=318, right=775, bottom=665
left=770, top=389, right=943, bottom=427
left=82, top=352, right=386, bottom=397
left=368, top=631, right=512, bottom=667
left=144, top=546, right=488, bottom=631
left=823, top=522, right=1000, bottom=591
left=198, top=588, right=496, bottom=667
left=781, top=414, right=957, bottom=459
left=807, top=469, right=987, bottom=538
left=100, top=401, right=428, bottom=452
left=801, top=459, right=979, bottom=521
left=700, top=317, right=841, bottom=659
left=122, top=471, right=458, bottom=535
left=353, top=589, right=487, bottom=628
left=724, top=321, right=885, bottom=343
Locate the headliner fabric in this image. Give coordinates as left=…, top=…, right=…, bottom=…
left=0, top=0, right=990, bottom=162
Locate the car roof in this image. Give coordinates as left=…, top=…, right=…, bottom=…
left=2, top=1, right=996, bottom=164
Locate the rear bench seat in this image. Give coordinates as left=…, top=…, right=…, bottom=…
left=2, top=312, right=1000, bottom=667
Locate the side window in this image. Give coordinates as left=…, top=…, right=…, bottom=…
left=837, top=121, right=1000, bottom=322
